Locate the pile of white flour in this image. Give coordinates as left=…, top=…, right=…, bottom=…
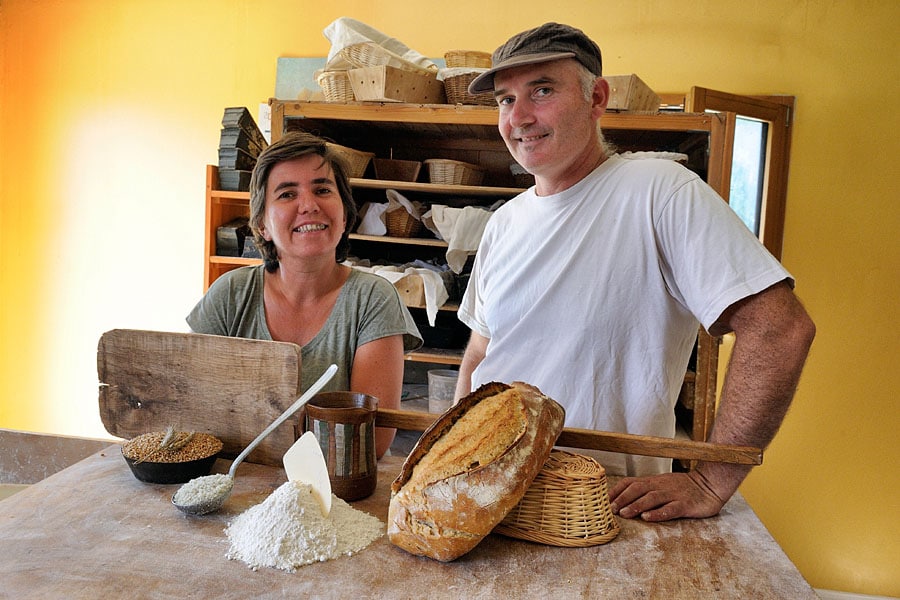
left=224, top=481, right=383, bottom=572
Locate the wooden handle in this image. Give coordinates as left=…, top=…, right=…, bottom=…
left=376, top=408, right=762, bottom=465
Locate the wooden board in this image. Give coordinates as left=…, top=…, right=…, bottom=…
left=97, top=329, right=302, bottom=466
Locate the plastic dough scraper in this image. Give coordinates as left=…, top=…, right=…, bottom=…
left=283, top=431, right=333, bottom=517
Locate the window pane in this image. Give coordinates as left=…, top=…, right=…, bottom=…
left=729, top=117, right=768, bottom=235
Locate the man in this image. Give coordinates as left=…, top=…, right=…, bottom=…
left=455, top=23, right=815, bottom=521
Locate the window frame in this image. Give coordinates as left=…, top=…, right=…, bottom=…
left=685, top=87, right=795, bottom=260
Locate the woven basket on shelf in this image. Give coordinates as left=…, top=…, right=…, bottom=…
left=442, top=68, right=495, bottom=106
left=424, top=158, right=485, bottom=186
left=494, top=450, right=621, bottom=548
left=340, top=42, right=433, bottom=73
left=340, top=42, right=399, bottom=68
left=373, top=158, right=422, bottom=182
left=444, top=50, right=492, bottom=68
left=326, top=143, right=374, bottom=178
left=316, top=70, right=355, bottom=102
left=385, top=207, right=422, bottom=238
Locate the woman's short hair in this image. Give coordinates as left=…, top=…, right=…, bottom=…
left=248, top=131, right=358, bottom=271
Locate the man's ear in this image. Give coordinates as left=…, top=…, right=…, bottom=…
left=593, top=77, right=610, bottom=117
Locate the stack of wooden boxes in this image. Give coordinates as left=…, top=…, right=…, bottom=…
left=217, top=107, right=268, bottom=191
left=215, top=107, right=268, bottom=259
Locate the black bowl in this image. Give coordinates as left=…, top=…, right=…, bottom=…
left=122, top=447, right=219, bottom=484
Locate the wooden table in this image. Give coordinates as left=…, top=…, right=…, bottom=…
left=0, top=446, right=816, bottom=599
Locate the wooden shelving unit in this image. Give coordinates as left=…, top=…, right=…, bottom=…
left=204, top=97, right=796, bottom=444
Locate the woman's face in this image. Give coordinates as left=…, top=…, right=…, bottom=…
left=260, top=155, right=347, bottom=264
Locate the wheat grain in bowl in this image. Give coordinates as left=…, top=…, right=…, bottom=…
left=122, top=428, right=223, bottom=484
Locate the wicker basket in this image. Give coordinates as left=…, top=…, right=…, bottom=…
left=424, top=158, right=485, bottom=186
left=316, top=70, right=355, bottom=102
left=442, top=68, right=495, bottom=106
left=326, top=143, right=374, bottom=178
left=494, top=450, right=621, bottom=547
left=340, top=42, right=399, bottom=68
left=339, top=42, right=434, bottom=73
left=444, top=50, right=492, bottom=68
left=385, top=207, right=422, bottom=238
left=373, top=158, right=422, bottom=182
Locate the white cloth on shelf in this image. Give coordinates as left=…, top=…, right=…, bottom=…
left=349, top=262, right=448, bottom=326
left=427, top=205, right=494, bottom=274
left=357, top=203, right=389, bottom=235
left=323, top=17, right=437, bottom=73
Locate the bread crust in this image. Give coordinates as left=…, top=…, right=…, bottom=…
left=387, top=381, right=565, bottom=561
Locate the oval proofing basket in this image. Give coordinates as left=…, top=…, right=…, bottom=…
left=317, top=70, right=355, bottom=102
left=494, top=450, right=621, bottom=547
left=327, top=143, right=374, bottom=178
left=443, top=49, right=492, bottom=68
left=442, top=69, right=495, bottom=106
left=424, top=158, right=485, bottom=186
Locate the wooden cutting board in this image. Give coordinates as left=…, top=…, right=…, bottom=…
left=97, top=329, right=302, bottom=466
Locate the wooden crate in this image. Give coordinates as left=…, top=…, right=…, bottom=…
left=348, top=65, right=446, bottom=104
left=605, top=74, right=661, bottom=112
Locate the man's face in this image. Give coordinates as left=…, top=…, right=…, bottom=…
left=493, top=58, right=607, bottom=194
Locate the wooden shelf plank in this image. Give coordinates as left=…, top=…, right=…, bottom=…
left=350, top=233, right=447, bottom=248
left=273, top=100, right=503, bottom=126
left=350, top=177, right=524, bottom=197
left=406, top=347, right=463, bottom=365
left=271, top=100, right=715, bottom=131
left=209, top=256, right=262, bottom=266
left=208, top=190, right=250, bottom=201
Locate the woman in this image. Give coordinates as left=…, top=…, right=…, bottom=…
left=188, top=132, right=422, bottom=458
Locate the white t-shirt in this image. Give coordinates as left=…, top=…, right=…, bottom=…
left=458, top=155, right=791, bottom=476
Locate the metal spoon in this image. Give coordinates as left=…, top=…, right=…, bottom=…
left=172, top=363, right=338, bottom=515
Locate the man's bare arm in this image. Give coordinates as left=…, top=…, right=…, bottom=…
left=609, top=280, right=816, bottom=520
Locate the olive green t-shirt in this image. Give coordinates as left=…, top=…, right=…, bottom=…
left=186, top=265, right=422, bottom=392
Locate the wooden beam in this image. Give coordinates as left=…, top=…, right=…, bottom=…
left=376, top=408, right=761, bottom=465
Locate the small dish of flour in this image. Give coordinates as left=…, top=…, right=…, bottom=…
left=224, top=480, right=383, bottom=572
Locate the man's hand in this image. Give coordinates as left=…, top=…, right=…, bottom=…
left=608, top=470, right=727, bottom=522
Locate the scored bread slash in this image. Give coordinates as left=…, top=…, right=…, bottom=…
left=283, top=432, right=332, bottom=517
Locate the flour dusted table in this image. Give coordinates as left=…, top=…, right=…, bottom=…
left=0, top=446, right=818, bottom=599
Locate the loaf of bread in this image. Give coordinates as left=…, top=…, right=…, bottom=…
left=387, top=381, right=565, bottom=561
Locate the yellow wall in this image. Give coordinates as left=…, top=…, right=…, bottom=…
left=1, top=1, right=897, bottom=596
